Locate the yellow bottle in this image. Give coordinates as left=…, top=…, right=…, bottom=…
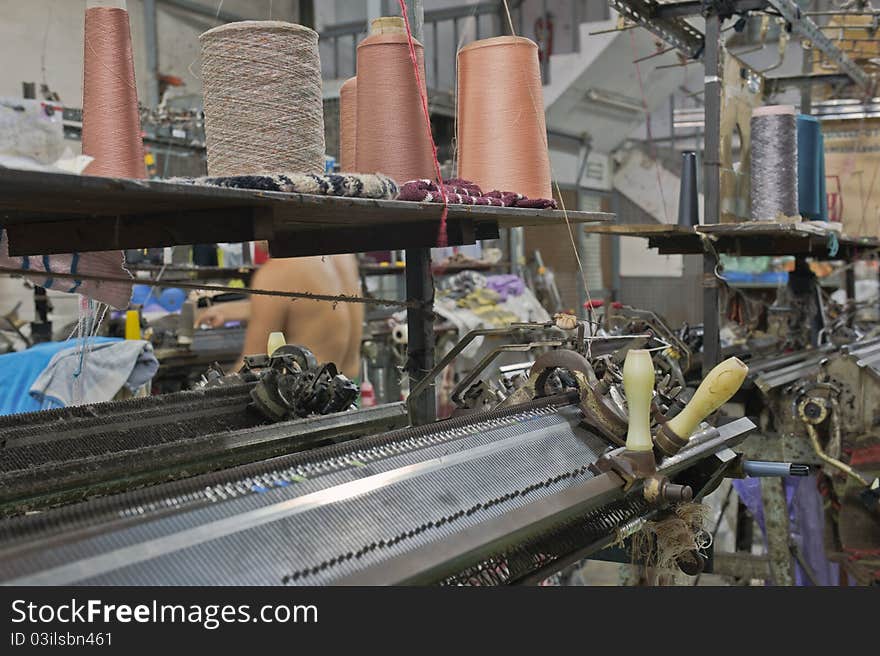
left=124, top=310, right=141, bottom=340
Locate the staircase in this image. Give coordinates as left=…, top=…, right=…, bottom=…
left=542, top=14, right=690, bottom=155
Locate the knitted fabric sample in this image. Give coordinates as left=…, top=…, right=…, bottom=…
left=174, top=172, right=399, bottom=200
left=398, top=177, right=557, bottom=209
left=0, top=229, right=132, bottom=309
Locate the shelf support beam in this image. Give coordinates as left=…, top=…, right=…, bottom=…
left=403, top=0, right=437, bottom=426
left=765, top=0, right=873, bottom=92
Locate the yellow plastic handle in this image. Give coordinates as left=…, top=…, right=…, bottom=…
left=623, top=349, right=655, bottom=452
left=666, top=357, right=749, bottom=439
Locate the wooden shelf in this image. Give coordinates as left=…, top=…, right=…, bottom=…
left=0, top=169, right=612, bottom=258
left=583, top=221, right=879, bottom=260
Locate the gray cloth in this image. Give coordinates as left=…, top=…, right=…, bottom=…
left=30, top=340, right=158, bottom=408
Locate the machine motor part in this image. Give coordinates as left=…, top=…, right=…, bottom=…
left=247, top=345, right=358, bottom=422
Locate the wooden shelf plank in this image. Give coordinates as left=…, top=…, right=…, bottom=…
left=0, top=169, right=612, bottom=257
left=584, top=221, right=879, bottom=259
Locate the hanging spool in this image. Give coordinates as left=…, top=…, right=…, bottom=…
left=750, top=105, right=799, bottom=221
left=81, top=0, right=145, bottom=178
left=456, top=36, right=552, bottom=199
left=355, top=17, right=435, bottom=183
left=339, top=76, right=358, bottom=172
left=200, top=21, right=325, bottom=176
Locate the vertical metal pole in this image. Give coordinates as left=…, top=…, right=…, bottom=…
left=433, top=21, right=439, bottom=87
left=404, top=0, right=424, bottom=39
left=352, top=36, right=358, bottom=79
left=610, top=192, right=621, bottom=302
left=846, top=264, right=857, bottom=327
left=403, top=0, right=436, bottom=426
left=800, top=0, right=816, bottom=115
left=367, top=0, right=382, bottom=24
left=298, top=0, right=315, bottom=29
left=540, top=0, right=550, bottom=84
left=20, top=81, right=53, bottom=344
left=576, top=190, right=588, bottom=318
left=800, top=48, right=813, bottom=115
left=143, top=0, right=160, bottom=108
left=702, top=13, right=722, bottom=378
left=762, top=478, right=796, bottom=585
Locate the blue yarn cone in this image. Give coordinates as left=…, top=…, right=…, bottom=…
left=797, top=115, right=822, bottom=220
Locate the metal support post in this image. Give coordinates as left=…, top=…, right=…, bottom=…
left=762, top=478, right=796, bottom=585
left=702, top=13, right=722, bottom=377
left=143, top=0, right=160, bottom=108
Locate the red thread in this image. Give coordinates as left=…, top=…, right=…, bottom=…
left=844, top=547, right=880, bottom=560
left=397, top=0, right=448, bottom=247
left=849, top=444, right=880, bottom=467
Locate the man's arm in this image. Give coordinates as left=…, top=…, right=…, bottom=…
left=195, top=300, right=251, bottom=327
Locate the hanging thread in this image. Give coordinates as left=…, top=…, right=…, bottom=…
left=0, top=266, right=424, bottom=311
left=356, top=7, right=447, bottom=246
left=339, top=76, right=358, bottom=172
left=81, top=5, right=145, bottom=178
left=495, top=0, right=596, bottom=343
left=750, top=105, right=799, bottom=221
left=456, top=36, right=552, bottom=199
left=200, top=21, right=325, bottom=176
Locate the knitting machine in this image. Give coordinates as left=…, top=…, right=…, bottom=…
left=736, top=335, right=880, bottom=584
left=0, top=321, right=772, bottom=585
left=0, top=346, right=400, bottom=517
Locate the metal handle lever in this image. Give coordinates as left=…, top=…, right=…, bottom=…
left=742, top=460, right=809, bottom=477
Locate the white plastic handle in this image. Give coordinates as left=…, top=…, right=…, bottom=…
left=623, top=349, right=655, bottom=452
left=267, top=331, right=286, bottom=356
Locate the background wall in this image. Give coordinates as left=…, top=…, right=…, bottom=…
left=0, top=0, right=299, bottom=111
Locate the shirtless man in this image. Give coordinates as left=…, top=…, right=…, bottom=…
left=197, top=255, right=363, bottom=379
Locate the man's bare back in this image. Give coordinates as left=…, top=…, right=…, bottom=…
left=241, top=255, right=363, bottom=378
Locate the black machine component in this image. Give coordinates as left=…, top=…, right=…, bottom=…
left=244, top=345, right=359, bottom=422
left=29, top=286, right=52, bottom=344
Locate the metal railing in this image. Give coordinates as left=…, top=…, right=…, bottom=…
left=319, top=1, right=527, bottom=88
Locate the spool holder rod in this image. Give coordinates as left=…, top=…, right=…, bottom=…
left=702, top=12, right=722, bottom=377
